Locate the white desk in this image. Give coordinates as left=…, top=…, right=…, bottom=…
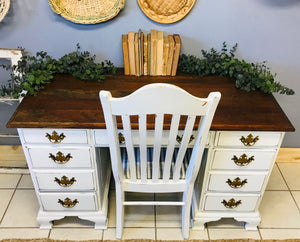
left=7, top=73, right=294, bottom=229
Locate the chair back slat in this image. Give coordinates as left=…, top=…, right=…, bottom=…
left=100, top=84, right=221, bottom=185
left=152, top=113, right=164, bottom=181
left=163, top=114, right=180, bottom=181
left=121, top=115, right=136, bottom=181
left=173, top=115, right=196, bottom=181
left=139, top=114, right=148, bottom=183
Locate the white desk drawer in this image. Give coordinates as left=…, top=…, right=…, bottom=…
left=207, top=172, right=267, bottom=192
left=94, top=129, right=212, bottom=147
left=35, top=171, right=95, bottom=190
left=40, top=192, right=96, bottom=211
left=212, top=149, right=277, bottom=170
left=22, top=129, right=88, bottom=144
left=204, top=194, right=260, bottom=211
left=28, top=147, right=92, bottom=168
left=215, top=131, right=282, bottom=147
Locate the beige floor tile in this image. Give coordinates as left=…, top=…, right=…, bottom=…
left=259, top=191, right=300, bottom=228
left=122, top=227, right=155, bottom=240
left=49, top=228, right=102, bottom=240
left=103, top=228, right=118, bottom=240
left=277, top=163, right=300, bottom=190
left=52, top=216, right=94, bottom=228
left=206, top=218, right=245, bottom=228
left=156, top=205, right=181, bottom=227
left=157, top=228, right=184, bottom=240
left=266, top=164, right=288, bottom=190
left=0, top=174, right=21, bottom=188
left=0, top=190, right=14, bottom=221
left=107, top=192, right=155, bottom=228
left=260, top=228, right=300, bottom=239
left=291, top=191, right=300, bottom=209
left=0, top=228, right=49, bottom=239
left=208, top=228, right=261, bottom=240
left=103, top=227, right=156, bottom=240
left=0, top=190, right=39, bottom=227
left=17, top=174, right=34, bottom=189
left=189, top=228, right=209, bottom=240
left=157, top=228, right=208, bottom=240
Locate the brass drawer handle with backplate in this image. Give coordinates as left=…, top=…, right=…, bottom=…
left=240, top=134, right=259, bottom=146
left=45, top=131, right=66, bottom=143
left=118, top=133, right=125, bottom=144
left=226, top=177, right=248, bottom=188
left=176, top=135, right=195, bottom=144
left=222, top=198, right=242, bottom=209
left=58, top=197, right=79, bottom=208
left=49, top=151, right=72, bottom=164
left=232, top=154, right=254, bottom=166
left=54, top=176, right=76, bottom=187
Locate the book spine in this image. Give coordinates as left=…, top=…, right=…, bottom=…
left=128, top=31, right=136, bottom=75
left=156, top=31, right=164, bottom=76
left=167, top=35, right=175, bottom=76
left=162, top=36, right=169, bottom=76
left=171, top=34, right=181, bottom=76
left=122, top=34, right=130, bottom=75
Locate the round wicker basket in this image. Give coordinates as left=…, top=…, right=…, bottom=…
left=49, top=0, right=126, bottom=24
left=137, top=0, right=196, bottom=24
left=0, top=0, right=10, bottom=22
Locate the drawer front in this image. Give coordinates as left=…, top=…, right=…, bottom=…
left=216, top=131, right=282, bottom=147
left=35, top=171, right=95, bottom=190
left=22, top=129, right=88, bottom=144
left=39, top=192, right=96, bottom=211
left=94, top=129, right=212, bottom=147
left=204, top=194, right=260, bottom=211
left=28, top=147, right=92, bottom=168
left=208, top=173, right=266, bottom=192
left=212, top=149, right=277, bottom=170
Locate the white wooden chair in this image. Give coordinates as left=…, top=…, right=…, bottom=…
left=100, top=83, right=221, bottom=239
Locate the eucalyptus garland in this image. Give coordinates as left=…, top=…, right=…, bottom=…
left=178, top=42, right=294, bottom=95
left=0, top=44, right=116, bottom=98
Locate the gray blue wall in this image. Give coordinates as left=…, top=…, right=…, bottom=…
left=1, top=0, right=299, bottom=147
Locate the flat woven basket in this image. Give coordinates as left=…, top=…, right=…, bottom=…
left=0, top=0, right=10, bottom=22
left=49, top=0, right=125, bottom=24
left=137, top=0, right=196, bottom=24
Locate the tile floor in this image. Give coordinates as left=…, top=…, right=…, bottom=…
left=0, top=162, right=300, bottom=241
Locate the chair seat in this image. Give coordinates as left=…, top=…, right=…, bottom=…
left=121, top=147, right=192, bottom=180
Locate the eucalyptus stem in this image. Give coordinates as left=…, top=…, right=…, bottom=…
left=178, top=42, right=294, bottom=95
left=0, top=44, right=116, bottom=98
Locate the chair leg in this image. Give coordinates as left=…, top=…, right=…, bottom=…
left=182, top=186, right=193, bottom=239
left=115, top=186, right=125, bottom=239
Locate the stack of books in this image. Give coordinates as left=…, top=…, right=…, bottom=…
left=122, top=29, right=181, bottom=76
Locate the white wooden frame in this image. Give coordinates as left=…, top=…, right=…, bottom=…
left=0, top=48, right=23, bottom=101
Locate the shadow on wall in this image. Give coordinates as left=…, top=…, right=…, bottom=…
left=0, top=0, right=39, bottom=36
left=259, top=0, right=300, bottom=7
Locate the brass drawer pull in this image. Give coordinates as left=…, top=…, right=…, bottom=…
left=222, top=198, right=242, bottom=209
left=49, top=151, right=72, bottom=164
left=119, top=133, right=125, bottom=144
left=54, top=176, right=76, bottom=187
left=226, top=177, right=248, bottom=188
left=58, top=197, right=79, bottom=208
left=45, top=131, right=66, bottom=143
left=240, top=134, right=259, bottom=146
left=232, top=154, right=254, bottom=166
left=176, top=135, right=195, bottom=144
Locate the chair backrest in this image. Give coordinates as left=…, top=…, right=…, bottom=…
left=100, top=83, right=220, bottom=185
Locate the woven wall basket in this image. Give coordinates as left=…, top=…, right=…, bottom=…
left=137, top=0, right=196, bottom=24
left=49, top=0, right=125, bottom=24
left=0, top=0, right=10, bottom=22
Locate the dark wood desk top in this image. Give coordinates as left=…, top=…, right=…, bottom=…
left=7, top=72, right=295, bottom=131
